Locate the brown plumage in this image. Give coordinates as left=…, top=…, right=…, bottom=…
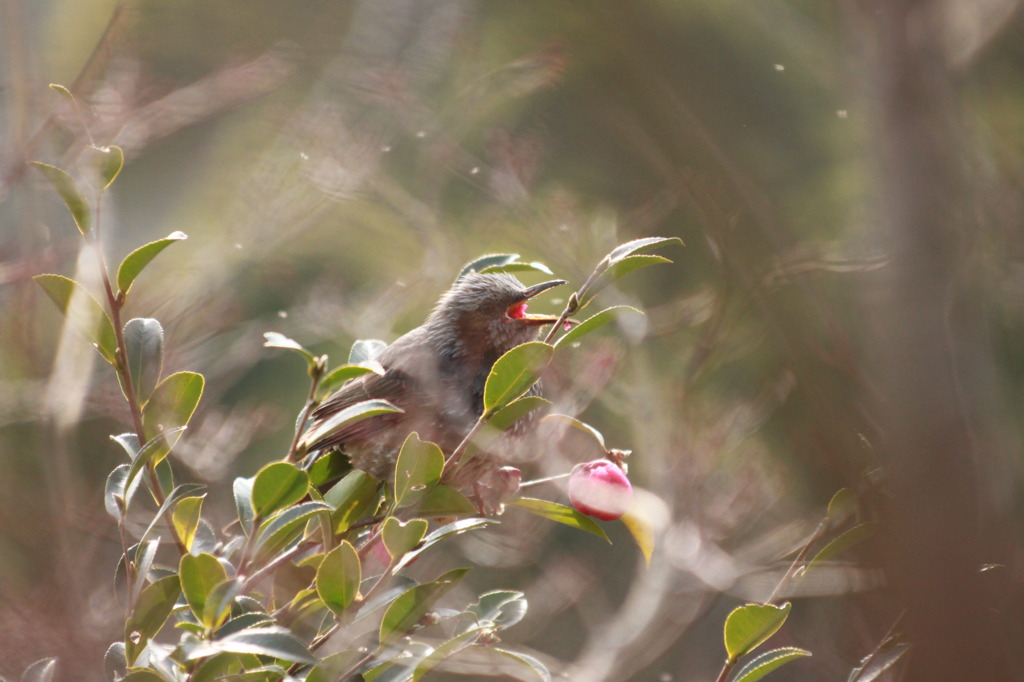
left=301, top=272, right=565, bottom=484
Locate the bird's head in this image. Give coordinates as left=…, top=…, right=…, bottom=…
left=428, top=273, right=566, bottom=355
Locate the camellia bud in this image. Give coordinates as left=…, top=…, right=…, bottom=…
left=567, top=459, right=633, bottom=521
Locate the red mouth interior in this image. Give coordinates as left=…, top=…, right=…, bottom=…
left=507, top=302, right=528, bottom=319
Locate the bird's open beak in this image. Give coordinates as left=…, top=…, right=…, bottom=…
left=507, top=279, right=567, bottom=325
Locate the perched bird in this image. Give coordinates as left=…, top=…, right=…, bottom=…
left=301, top=272, right=565, bottom=487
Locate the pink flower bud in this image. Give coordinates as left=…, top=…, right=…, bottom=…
left=567, top=459, right=633, bottom=521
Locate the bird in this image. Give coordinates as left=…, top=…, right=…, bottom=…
left=300, top=271, right=566, bottom=490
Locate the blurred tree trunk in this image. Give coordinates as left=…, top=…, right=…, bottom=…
left=850, top=0, right=1018, bottom=679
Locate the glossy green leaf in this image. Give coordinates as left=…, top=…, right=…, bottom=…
left=130, top=539, right=160, bottom=603
left=103, top=642, right=127, bottom=681
left=847, top=641, right=910, bottom=682
left=607, top=254, right=671, bottom=281
left=479, top=261, right=554, bottom=276
left=252, top=462, right=310, bottom=520
left=172, top=495, right=205, bottom=552
left=491, top=648, right=551, bottom=682
left=308, top=450, right=351, bottom=487
left=392, top=518, right=496, bottom=573
left=21, top=657, right=57, bottom=682
left=620, top=501, right=655, bottom=568
left=179, top=553, right=229, bottom=628
left=81, top=144, right=125, bottom=190
left=467, top=590, right=528, bottom=630
left=105, top=464, right=129, bottom=520
left=733, top=647, right=812, bottom=682
left=414, top=485, right=477, bottom=518
left=215, top=613, right=275, bottom=639
left=262, top=332, right=314, bottom=363
left=253, top=501, right=332, bottom=560
left=553, top=305, right=644, bottom=349
left=468, top=396, right=551, bottom=459
left=183, top=626, right=316, bottom=664
left=33, top=274, right=116, bottom=363
left=233, top=476, right=255, bottom=535
left=382, top=517, right=428, bottom=560
left=318, top=362, right=384, bottom=397
left=483, top=342, right=554, bottom=415
left=31, top=161, right=91, bottom=235
left=457, top=253, right=520, bottom=281
left=349, top=338, right=388, bottom=364
left=315, top=541, right=361, bottom=616
left=124, top=426, right=187, bottom=503
left=123, top=318, right=164, bottom=404
left=412, top=630, right=478, bottom=681
left=394, top=432, right=444, bottom=508
left=142, top=371, right=204, bottom=461
left=116, top=231, right=188, bottom=296
left=125, top=574, right=182, bottom=664
left=606, top=236, right=683, bottom=263
left=807, top=523, right=875, bottom=571
left=512, top=497, right=610, bottom=542
left=324, top=469, right=380, bottom=533
left=724, top=602, right=792, bottom=662
left=300, top=399, right=402, bottom=451
left=379, top=567, right=469, bottom=645
left=137, top=483, right=205, bottom=549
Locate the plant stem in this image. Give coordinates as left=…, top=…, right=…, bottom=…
left=287, top=366, right=323, bottom=462
left=714, top=658, right=736, bottom=682
left=444, top=414, right=487, bottom=474
left=542, top=259, right=608, bottom=345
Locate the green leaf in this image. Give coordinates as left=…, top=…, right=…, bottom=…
left=467, top=590, right=528, bottom=630
left=457, top=253, right=520, bottom=281
left=349, top=339, right=387, bottom=364
left=125, top=574, right=182, bottom=665
left=620, top=501, right=655, bottom=568
left=827, top=488, right=855, bottom=524
left=308, top=450, right=352, bottom=488
left=21, top=657, right=57, bottom=682
left=807, top=523, right=875, bottom=571
left=183, top=626, right=316, bottom=665
left=512, top=497, right=610, bottom=542
left=119, top=672, right=165, bottom=682
left=315, top=541, right=361, bottom=616
left=382, top=517, right=428, bottom=560
left=394, top=432, right=444, bottom=509
left=379, top=568, right=469, bottom=645
left=553, top=305, right=644, bottom=349
left=262, top=332, right=315, bottom=363
left=606, top=236, right=683, bottom=263
left=233, top=476, right=255, bottom=535
left=393, top=518, right=496, bottom=573
left=413, top=485, right=477, bottom=518
left=31, top=161, right=91, bottom=235
left=130, top=539, right=160, bottom=603
left=105, top=464, right=129, bottom=520
left=733, top=647, right=812, bottom=682
left=318, top=363, right=384, bottom=397
left=724, top=602, right=792, bottom=662
left=482, top=342, right=554, bottom=415
left=324, top=469, right=380, bottom=533
left=142, top=371, right=204, bottom=461
left=172, top=495, right=205, bottom=552
left=103, top=642, right=127, bottom=681
left=251, top=462, right=310, bottom=521
left=32, top=274, right=116, bottom=363
left=253, top=501, right=333, bottom=560
left=488, top=396, right=550, bottom=434
left=539, top=413, right=606, bottom=451
left=412, top=630, right=478, bottom=681
left=123, top=318, right=164, bottom=404
left=300, top=399, right=402, bottom=451
left=96, top=145, right=124, bottom=189
left=491, top=648, right=551, bottom=682
left=847, top=641, right=910, bottom=682
left=123, top=425, right=187, bottom=503
left=179, top=553, right=229, bottom=629
left=479, top=261, right=554, bottom=276
left=307, top=651, right=365, bottom=682
left=116, top=231, right=188, bottom=296
left=137, top=483, right=205, bottom=549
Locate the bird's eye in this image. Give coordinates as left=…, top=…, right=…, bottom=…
left=507, top=302, right=528, bottom=319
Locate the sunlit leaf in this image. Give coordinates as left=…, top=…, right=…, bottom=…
left=480, top=261, right=554, bottom=276
left=394, top=432, right=444, bottom=509
left=262, top=332, right=315, bottom=363
left=467, top=591, right=528, bottom=631
left=382, top=517, right=428, bottom=560
left=553, top=306, right=643, bottom=349
left=252, top=501, right=332, bottom=560
left=251, top=462, right=310, bottom=521
left=413, top=485, right=477, bottom=518
left=31, top=162, right=91, bottom=235
left=105, top=464, right=129, bottom=521
left=318, top=362, right=385, bottom=396
left=21, top=657, right=58, bottom=682
left=316, top=541, right=361, bottom=615
left=103, top=642, right=127, bottom=681
left=324, top=469, right=380, bottom=533
left=483, top=342, right=554, bottom=415
left=307, top=651, right=365, bottom=682
left=179, top=553, right=229, bottom=629
left=116, top=231, right=188, bottom=296
left=620, top=501, right=655, bottom=567
left=827, top=488, right=855, bottom=524
left=392, top=518, right=496, bottom=573
left=183, top=626, right=316, bottom=664
left=512, top=497, right=610, bottom=542
left=137, top=483, right=205, bottom=550
left=349, top=339, right=388, bottom=364
left=125, top=574, right=182, bottom=664
left=847, top=641, right=910, bottom=682
left=234, top=476, right=255, bottom=535
left=491, top=648, right=552, bottom=682
left=412, top=630, right=478, bottom=681
left=379, top=568, right=469, bottom=645
left=457, top=253, right=520, bottom=281
left=124, top=426, right=187, bottom=501
left=142, top=371, right=203, bottom=462
left=84, top=144, right=125, bottom=190
left=807, top=523, right=875, bottom=571
left=123, top=318, right=164, bottom=404
left=33, top=274, right=117, bottom=363
left=606, top=236, right=683, bottom=263
left=540, top=413, right=606, bottom=451
left=724, top=602, right=792, bottom=662
left=172, top=495, right=205, bottom=552
left=733, top=647, right=812, bottom=682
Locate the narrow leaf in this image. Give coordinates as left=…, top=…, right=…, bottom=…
left=21, top=657, right=57, bottom=682
left=483, top=342, right=554, bottom=415
left=457, top=253, right=520, bottom=281
left=318, top=362, right=385, bottom=397
left=553, top=305, right=644, bottom=349
left=262, top=332, right=314, bottom=363
left=142, top=371, right=204, bottom=461
left=379, top=568, right=469, bottom=645
left=733, top=647, right=812, bottom=682
left=124, top=426, right=188, bottom=501
left=316, top=541, right=361, bottom=615
left=234, top=476, right=255, bottom=535
left=606, top=236, right=683, bottom=263
left=807, top=523, right=875, bottom=571
left=33, top=274, right=116, bottom=363
left=479, top=261, right=553, bottom=276
left=393, top=518, right=496, bottom=573
left=540, top=413, right=606, bottom=450
left=172, top=495, right=205, bottom=552
left=105, top=464, right=129, bottom=520
left=724, top=602, right=792, bottom=662
left=620, top=501, right=655, bottom=568
left=491, top=648, right=552, bottom=682
left=183, top=626, right=316, bottom=664
left=31, top=162, right=91, bottom=235
left=394, top=432, right=444, bottom=508
left=124, top=318, right=164, bottom=403
left=827, top=488, right=855, bottom=524
left=116, top=231, right=188, bottom=296
left=251, top=462, right=310, bottom=520
left=512, top=497, right=610, bottom=542
left=848, top=642, right=910, bottom=682
left=412, top=630, right=478, bottom=681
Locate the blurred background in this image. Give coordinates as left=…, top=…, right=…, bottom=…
left=1, top=0, right=1023, bottom=680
